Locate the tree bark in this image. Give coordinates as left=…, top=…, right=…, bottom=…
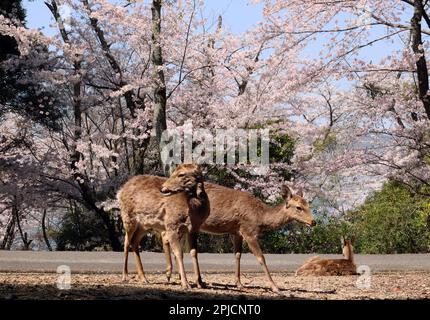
left=79, top=183, right=122, bottom=251
left=151, top=0, right=167, bottom=164
left=42, top=209, right=53, bottom=251
left=410, top=0, right=430, bottom=120
left=12, top=196, right=32, bottom=250
left=0, top=213, right=15, bottom=250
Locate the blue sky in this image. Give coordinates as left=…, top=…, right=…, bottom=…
left=23, top=0, right=263, bottom=35
left=22, top=0, right=405, bottom=70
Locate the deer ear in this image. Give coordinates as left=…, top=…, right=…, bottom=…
left=168, top=163, right=178, bottom=176
left=282, top=185, right=293, bottom=201
left=296, top=187, right=303, bottom=197
left=193, top=163, right=204, bottom=174
left=341, top=236, right=346, bottom=246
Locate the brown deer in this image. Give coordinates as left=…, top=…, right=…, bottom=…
left=163, top=184, right=316, bottom=293
left=295, top=238, right=357, bottom=276
left=117, top=163, right=209, bottom=289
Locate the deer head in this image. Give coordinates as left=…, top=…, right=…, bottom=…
left=160, top=163, right=204, bottom=197
left=282, top=186, right=316, bottom=227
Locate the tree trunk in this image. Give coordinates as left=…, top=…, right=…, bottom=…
left=151, top=0, right=167, bottom=164
left=411, top=0, right=430, bottom=120
left=12, top=196, right=32, bottom=250
left=0, top=213, right=15, bottom=250
left=42, top=209, right=53, bottom=251
left=79, top=184, right=122, bottom=251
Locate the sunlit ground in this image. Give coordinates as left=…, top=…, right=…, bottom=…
left=0, top=272, right=429, bottom=300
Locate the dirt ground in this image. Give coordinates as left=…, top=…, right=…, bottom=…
left=0, top=272, right=429, bottom=300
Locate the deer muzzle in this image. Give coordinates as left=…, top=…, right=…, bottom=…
left=160, top=186, right=173, bottom=196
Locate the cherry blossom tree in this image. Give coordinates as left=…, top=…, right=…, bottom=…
left=254, top=0, right=430, bottom=208
left=1, top=0, right=428, bottom=250
left=1, top=0, right=286, bottom=249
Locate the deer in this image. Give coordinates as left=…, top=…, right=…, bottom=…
left=295, top=238, right=357, bottom=276
left=117, top=163, right=210, bottom=289
left=162, top=184, right=316, bottom=293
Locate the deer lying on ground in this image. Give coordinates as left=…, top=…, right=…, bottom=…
left=163, top=184, right=316, bottom=293
left=117, top=163, right=209, bottom=289
left=295, top=238, right=357, bottom=276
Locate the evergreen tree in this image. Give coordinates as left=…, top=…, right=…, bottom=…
left=0, top=0, right=25, bottom=103
left=0, top=0, right=63, bottom=130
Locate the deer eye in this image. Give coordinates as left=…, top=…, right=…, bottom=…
left=296, top=206, right=302, bottom=211
left=178, top=173, right=185, bottom=177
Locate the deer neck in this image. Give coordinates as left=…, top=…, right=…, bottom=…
left=344, top=244, right=354, bottom=262
left=261, top=204, right=293, bottom=230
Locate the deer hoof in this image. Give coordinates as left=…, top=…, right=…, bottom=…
left=181, top=283, right=192, bottom=290
left=196, top=280, right=206, bottom=289
left=271, top=286, right=281, bottom=294
left=235, top=282, right=244, bottom=290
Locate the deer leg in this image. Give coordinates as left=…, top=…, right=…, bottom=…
left=232, top=233, right=244, bottom=289
left=122, top=231, right=131, bottom=282
left=243, top=234, right=280, bottom=293
left=166, top=230, right=191, bottom=290
left=131, top=230, right=149, bottom=284
left=122, top=223, right=137, bottom=282
left=188, top=231, right=205, bottom=288
left=174, top=254, right=181, bottom=281
left=161, top=231, right=173, bottom=283
left=162, top=232, right=182, bottom=282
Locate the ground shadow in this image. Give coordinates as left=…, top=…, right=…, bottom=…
left=0, top=282, right=305, bottom=300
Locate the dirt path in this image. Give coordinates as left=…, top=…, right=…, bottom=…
left=1, top=272, right=429, bottom=300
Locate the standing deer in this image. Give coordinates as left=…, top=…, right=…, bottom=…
left=295, top=238, right=357, bottom=276
left=117, top=163, right=209, bottom=289
left=163, top=184, right=316, bottom=293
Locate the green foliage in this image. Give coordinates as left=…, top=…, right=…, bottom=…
left=349, top=181, right=430, bottom=254
left=269, top=133, right=295, bottom=164
left=260, top=211, right=352, bottom=254
left=0, top=0, right=26, bottom=23
left=0, top=0, right=24, bottom=104
left=313, top=130, right=337, bottom=153
left=197, top=233, right=233, bottom=253
left=140, top=233, right=163, bottom=252
left=259, top=182, right=430, bottom=254
left=269, top=132, right=295, bottom=181
left=424, top=154, right=430, bottom=166
left=54, top=204, right=113, bottom=251
left=247, top=123, right=296, bottom=167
